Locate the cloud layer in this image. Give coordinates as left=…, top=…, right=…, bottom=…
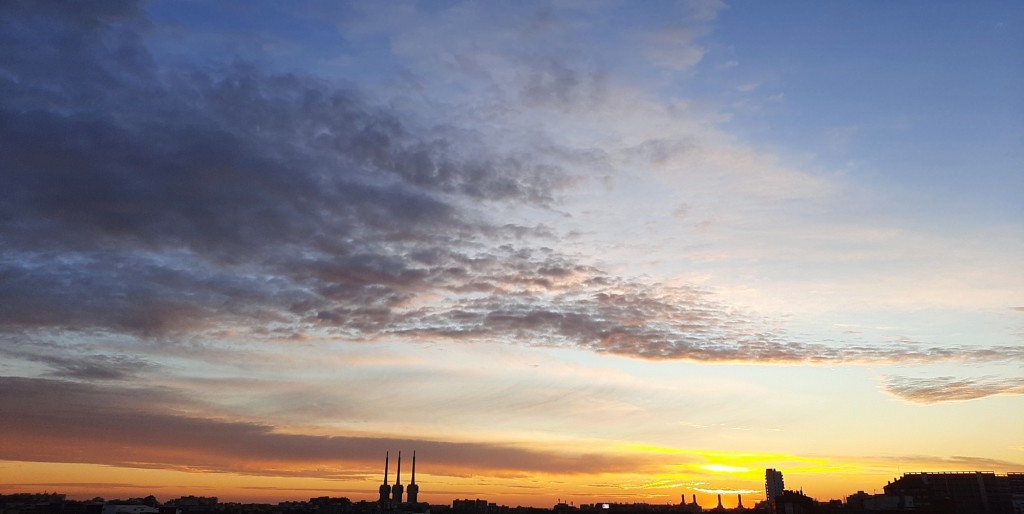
left=883, top=376, right=1024, bottom=404
left=1, top=0, right=1022, bottom=375
left=0, top=377, right=662, bottom=478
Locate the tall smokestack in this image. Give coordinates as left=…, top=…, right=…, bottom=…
left=391, top=452, right=404, bottom=504
left=406, top=451, right=420, bottom=503
left=737, top=494, right=743, bottom=509
left=378, top=452, right=391, bottom=505
left=716, top=494, right=723, bottom=509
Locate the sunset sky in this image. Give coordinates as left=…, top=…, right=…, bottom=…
left=1, top=0, right=1023, bottom=509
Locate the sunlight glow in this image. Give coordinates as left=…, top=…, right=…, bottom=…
left=700, top=464, right=749, bottom=473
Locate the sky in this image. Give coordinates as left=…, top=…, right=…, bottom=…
left=1, top=0, right=1022, bottom=509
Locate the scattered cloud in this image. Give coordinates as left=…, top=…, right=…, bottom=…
left=645, top=26, right=707, bottom=72
left=882, top=376, right=1024, bottom=404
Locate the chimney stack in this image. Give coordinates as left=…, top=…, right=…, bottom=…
left=378, top=452, right=392, bottom=506
left=407, top=451, right=420, bottom=503
left=391, top=452, right=404, bottom=504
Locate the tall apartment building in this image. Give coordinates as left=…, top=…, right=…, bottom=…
left=765, top=468, right=785, bottom=502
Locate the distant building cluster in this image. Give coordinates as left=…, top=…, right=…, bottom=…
left=757, top=469, right=1024, bottom=514
left=4, top=467, right=1024, bottom=514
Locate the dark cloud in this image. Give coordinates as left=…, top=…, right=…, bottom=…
left=0, top=0, right=152, bottom=111
left=1, top=0, right=1020, bottom=374
left=882, top=376, right=1024, bottom=404
left=24, top=353, right=150, bottom=381
left=0, top=0, right=566, bottom=341
left=0, top=377, right=660, bottom=478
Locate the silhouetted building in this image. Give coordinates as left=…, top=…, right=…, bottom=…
left=164, top=498, right=215, bottom=514
left=0, top=493, right=66, bottom=514
left=772, top=491, right=814, bottom=514
left=845, top=489, right=914, bottom=511
left=452, top=500, right=492, bottom=514
left=309, top=496, right=352, bottom=514
left=1010, top=473, right=1024, bottom=514
left=765, top=469, right=785, bottom=503
left=884, top=471, right=1024, bottom=513
left=844, top=491, right=869, bottom=510
left=101, top=506, right=157, bottom=514
left=552, top=502, right=576, bottom=514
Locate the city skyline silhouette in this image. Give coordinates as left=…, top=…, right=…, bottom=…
left=5, top=468, right=1024, bottom=513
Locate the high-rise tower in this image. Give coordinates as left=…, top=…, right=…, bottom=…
left=391, top=452, right=404, bottom=504
left=378, top=452, right=392, bottom=505
left=765, top=468, right=785, bottom=503
left=406, top=451, right=420, bottom=503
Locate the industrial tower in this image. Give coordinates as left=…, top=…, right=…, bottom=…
left=391, top=452, right=404, bottom=505
left=407, top=451, right=420, bottom=503
left=378, top=452, right=392, bottom=506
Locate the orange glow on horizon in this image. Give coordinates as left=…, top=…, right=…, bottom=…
left=2, top=447, right=1022, bottom=508
left=0, top=456, right=907, bottom=508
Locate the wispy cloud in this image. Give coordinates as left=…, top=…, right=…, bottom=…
left=882, top=376, right=1024, bottom=404
left=0, top=377, right=661, bottom=478
left=691, top=487, right=760, bottom=495
left=864, top=454, right=1024, bottom=472
left=1, top=348, right=154, bottom=381
left=644, top=26, right=707, bottom=72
